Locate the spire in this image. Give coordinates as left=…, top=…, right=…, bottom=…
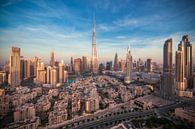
left=93, top=13, right=96, bottom=33
left=127, top=43, right=131, bottom=52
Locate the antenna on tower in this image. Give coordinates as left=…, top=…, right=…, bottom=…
left=93, top=13, right=96, bottom=32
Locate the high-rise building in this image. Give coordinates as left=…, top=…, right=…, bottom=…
left=163, top=39, right=172, bottom=73
left=23, top=59, right=28, bottom=78
left=50, top=51, right=55, bottom=67
left=8, top=47, right=21, bottom=87
left=64, top=71, right=68, bottom=83
left=20, top=59, right=25, bottom=80
left=46, top=66, right=52, bottom=84
left=98, top=63, right=105, bottom=74
left=176, top=42, right=186, bottom=91
left=161, top=39, right=174, bottom=98
left=74, top=58, right=81, bottom=74
left=113, top=53, right=119, bottom=71
left=59, top=60, right=65, bottom=83
left=33, top=56, right=39, bottom=77
left=82, top=56, right=88, bottom=72
left=0, top=72, right=6, bottom=84
left=27, top=59, right=34, bottom=78
left=132, top=60, right=137, bottom=70
left=146, top=58, right=152, bottom=72
left=124, top=45, right=132, bottom=84
left=106, top=61, right=112, bottom=70
left=87, top=57, right=91, bottom=70
left=119, top=60, right=126, bottom=72
left=38, top=68, right=46, bottom=83
left=69, top=57, right=74, bottom=73
left=51, top=68, right=57, bottom=87
left=182, top=35, right=193, bottom=89
left=36, top=59, right=46, bottom=83
left=91, top=15, right=98, bottom=74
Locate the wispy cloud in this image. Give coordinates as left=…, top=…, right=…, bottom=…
left=113, top=18, right=138, bottom=27
left=98, top=24, right=114, bottom=31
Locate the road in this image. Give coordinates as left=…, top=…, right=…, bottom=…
left=45, top=99, right=191, bottom=129
left=71, top=101, right=186, bottom=129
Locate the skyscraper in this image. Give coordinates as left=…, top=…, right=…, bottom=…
left=146, top=58, right=152, bottom=72
left=82, top=56, right=88, bottom=72
left=33, top=56, right=38, bottom=77
left=163, top=39, right=172, bottom=73
left=182, top=35, right=193, bottom=89
left=70, top=57, right=74, bottom=73
left=91, top=15, right=98, bottom=74
left=119, top=60, right=126, bottom=72
left=51, top=68, right=57, bottom=87
left=36, top=60, right=46, bottom=83
left=50, top=51, right=55, bottom=67
left=113, top=53, right=119, bottom=71
left=59, top=60, right=65, bottom=83
left=20, top=59, right=25, bottom=81
left=46, top=66, right=52, bottom=84
left=74, top=58, right=81, bottom=75
left=8, top=47, right=21, bottom=87
left=124, top=45, right=132, bottom=84
left=176, top=42, right=186, bottom=91
left=161, top=39, right=174, bottom=98
left=106, top=61, right=112, bottom=70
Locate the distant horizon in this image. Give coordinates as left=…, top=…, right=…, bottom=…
left=0, top=0, right=195, bottom=65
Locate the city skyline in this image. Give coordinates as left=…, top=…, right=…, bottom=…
left=0, top=0, right=195, bottom=65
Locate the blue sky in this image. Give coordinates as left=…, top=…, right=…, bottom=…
left=0, top=0, right=195, bottom=64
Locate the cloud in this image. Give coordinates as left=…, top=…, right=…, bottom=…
left=98, top=24, right=114, bottom=31
left=113, top=18, right=138, bottom=27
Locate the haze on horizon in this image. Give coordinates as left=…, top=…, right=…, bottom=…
left=0, top=0, right=195, bottom=65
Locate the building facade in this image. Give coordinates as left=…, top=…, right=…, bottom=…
left=161, top=39, right=174, bottom=98
left=9, top=47, right=21, bottom=87
left=91, top=15, right=98, bottom=74
left=124, top=45, right=132, bottom=84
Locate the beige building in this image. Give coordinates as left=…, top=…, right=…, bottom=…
left=14, top=103, right=35, bottom=122
left=72, top=92, right=81, bottom=113
left=6, top=117, right=40, bottom=129
left=9, top=47, right=21, bottom=87
left=59, top=60, right=65, bottom=83
left=176, top=41, right=186, bottom=92
left=51, top=68, right=58, bottom=86
left=124, top=45, right=132, bottom=84
left=119, top=60, right=126, bottom=72
left=48, top=100, right=68, bottom=125
left=0, top=92, right=10, bottom=117
left=46, top=66, right=52, bottom=84
left=64, top=70, right=68, bottom=83
left=74, top=58, right=81, bottom=74
left=85, top=97, right=99, bottom=113
left=0, top=72, right=6, bottom=84
left=35, top=95, right=51, bottom=112
left=36, top=60, right=46, bottom=83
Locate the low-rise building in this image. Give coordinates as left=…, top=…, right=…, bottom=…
left=48, top=88, right=59, bottom=97
left=0, top=94, right=10, bottom=118
left=72, top=92, right=81, bottom=113
left=35, top=95, right=51, bottom=112
left=48, top=100, right=68, bottom=125
left=6, top=103, right=40, bottom=129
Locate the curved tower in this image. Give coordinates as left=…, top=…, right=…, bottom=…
left=124, top=45, right=132, bottom=84
left=92, top=15, right=98, bottom=74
